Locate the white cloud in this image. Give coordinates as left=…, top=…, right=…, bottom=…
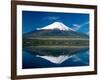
left=73, top=24, right=80, bottom=31
left=73, top=55, right=88, bottom=65
left=48, top=16, right=59, bottom=20
left=73, top=21, right=89, bottom=31
left=73, top=55, right=81, bottom=62
left=43, top=16, right=60, bottom=21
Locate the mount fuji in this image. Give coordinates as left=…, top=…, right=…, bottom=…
left=23, top=22, right=89, bottom=64
left=37, top=22, right=74, bottom=31
left=24, top=22, right=88, bottom=38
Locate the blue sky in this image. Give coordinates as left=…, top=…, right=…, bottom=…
left=22, top=11, right=89, bottom=34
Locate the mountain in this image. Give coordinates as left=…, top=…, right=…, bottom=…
left=23, top=22, right=89, bottom=39
left=37, top=22, right=74, bottom=31
left=23, top=22, right=89, bottom=64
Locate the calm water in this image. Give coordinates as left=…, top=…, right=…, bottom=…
left=22, top=49, right=89, bottom=69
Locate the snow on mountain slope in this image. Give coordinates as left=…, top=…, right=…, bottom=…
left=36, top=55, right=73, bottom=64
left=37, top=22, right=74, bottom=31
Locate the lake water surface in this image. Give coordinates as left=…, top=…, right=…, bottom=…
left=22, top=49, right=89, bottom=69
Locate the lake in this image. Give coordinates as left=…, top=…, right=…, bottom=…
left=22, top=49, right=89, bottom=69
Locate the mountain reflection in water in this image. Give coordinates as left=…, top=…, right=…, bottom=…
left=22, top=48, right=89, bottom=69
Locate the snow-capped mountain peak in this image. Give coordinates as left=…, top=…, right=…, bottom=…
left=37, top=22, right=74, bottom=31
